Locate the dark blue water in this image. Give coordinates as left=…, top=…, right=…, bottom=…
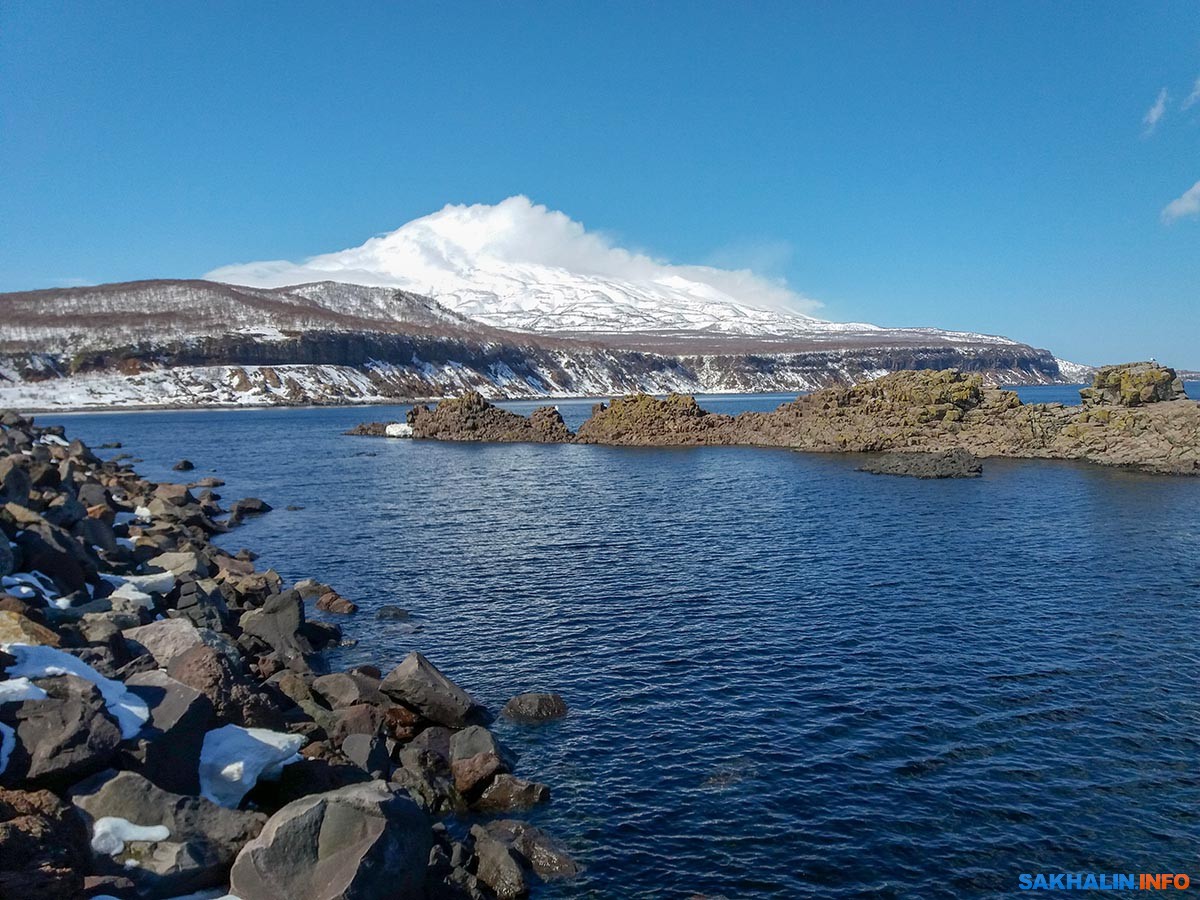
left=40, top=386, right=1200, bottom=898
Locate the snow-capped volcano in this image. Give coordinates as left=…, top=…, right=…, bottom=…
left=207, top=196, right=882, bottom=338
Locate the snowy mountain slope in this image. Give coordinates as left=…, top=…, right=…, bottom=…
left=0, top=273, right=1073, bottom=410
left=206, top=197, right=1015, bottom=346
left=0, top=279, right=495, bottom=355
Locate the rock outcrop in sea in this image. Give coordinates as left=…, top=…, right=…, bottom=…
left=375, top=362, right=1199, bottom=476
left=0, top=411, right=576, bottom=898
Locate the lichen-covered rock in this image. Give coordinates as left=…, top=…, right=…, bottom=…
left=858, top=448, right=983, bottom=479
left=407, top=392, right=573, bottom=443
left=1080, top=362, right=1187, bottom=407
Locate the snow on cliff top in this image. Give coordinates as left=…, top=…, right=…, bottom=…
left=207, top=196, right=887, bottom=338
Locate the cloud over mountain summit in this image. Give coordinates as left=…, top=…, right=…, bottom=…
left=206, top=197, right=831, bottom=335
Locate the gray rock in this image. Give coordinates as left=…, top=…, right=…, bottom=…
left=71, top=769, right=265, bottom=896
left=76, top=482, right=112, bottom=508
left=147, top=551, right=210, bottom=579
left=451, top=725, right=515, bottom=768
left=375, top=605, right=411, bottom=621
left=501, top=692, right=568, bottom=723
left=172, top=577, right=230, bottom=630
left=240, top=590, right=321, bottom=673
left=311, top=671, right=384, bottom=709
left=341, top=733, right=390, bottom=778
left=0, top=675, right=121, bottom=787
left=229, top=780, right=430, bottom=900
left=122, top=670, right=214, bottom=794
left=858, top=448, right=983, bottom=479
left=473, top=834, right=529, bottom=899
left=473, top=820, right=581, bottom=882
left=73, top=516, right=120, bottom=554
left=380, top=652, right=480, bottom=727
left=123, top=618, right=206, bottom=667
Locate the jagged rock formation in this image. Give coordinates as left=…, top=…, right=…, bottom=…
left=403, top=363, right=1199, bottom=476
left=406, top=392, right=571, bottom=443
left=1079, top=362, right=1187, bottom=407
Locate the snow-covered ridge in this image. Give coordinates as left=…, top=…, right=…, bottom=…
left=205, top=197, right=1014, bottom=344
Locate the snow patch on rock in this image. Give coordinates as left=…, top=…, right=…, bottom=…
left=0, top=643, right=149, bottom=738
left=199, top=725, right=305, bottom=809
left=91, top=815, right=171, bottom=856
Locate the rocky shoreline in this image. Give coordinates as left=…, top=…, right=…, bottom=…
left=374, top=362, right=1199, bottom=477
left=0, top=412, right=576, bottom=898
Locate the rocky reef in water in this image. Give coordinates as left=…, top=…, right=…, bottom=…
left=0, top=412, right=576, bottom=898
left=380, top=362, right=1199, bottom=476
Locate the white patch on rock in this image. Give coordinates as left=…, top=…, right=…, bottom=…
left=0, top=643, right=149, bottom=738
left=91, top=815, right=171, bottom=856
left=199, top=725, right=305, bottom=809
left=0, top=676, right=49, bottom=704
left=384, top=423, right=414, bottom=438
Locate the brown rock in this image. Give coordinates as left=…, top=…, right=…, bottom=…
left=0, top=787, right=89, bottom=895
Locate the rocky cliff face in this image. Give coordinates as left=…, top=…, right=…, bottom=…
left=0, top=279, right=1074, bottom=410
left=402, top=363, right=1200, bottom=476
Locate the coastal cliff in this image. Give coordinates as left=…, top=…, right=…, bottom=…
left=400, top=363, right=1199, bottom=476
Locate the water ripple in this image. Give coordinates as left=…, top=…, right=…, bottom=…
left=44, top=395, right=1200, bottom=899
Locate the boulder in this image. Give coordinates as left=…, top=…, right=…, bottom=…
left=472, top=819, right=580, bottom=882
left=0, top=610, right=62, bottom=647
left=173, top=459, right=195, bottom=471
left=474, top=775, right=550, bottom=813
left=0, top=787, right=90, bottom=895
left=0, top=537, right=13, bottom=579
left=473, top=833, right=529, bottom=899
left=316, top=590, right=358, bottom=615
left=0, top=675, right=121, bottom=786
left=501, top=692, right=568, bottom=723
left=375, top=605, right=411, bottom=621
left=240, top=590, right=321, bottom=673
left=229, top=781, right=431, bottom=900
left=71, top=769, right=266, bottom=895
left=123, top=618, right=208, bottom=667
left=341, top=733, right=390, bottom=778
left=122, top=670, right=214, bottom=794
left=173, top=577, right=230, bottom=630
left=311, top=672, right=384, bottom=709
left=380, top=652, right=481, bottom=727
left=167, top=643, right=284, bottom=730
left=147, top=550, right=210, bottom=579
left=451, top=752, right=505, bottom=798
left=1080, top=362, right=1188, bottom=407
left=153, top=483, right=196, bottom=507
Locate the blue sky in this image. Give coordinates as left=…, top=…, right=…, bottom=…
left=1, top=1, right=1198, bottom=367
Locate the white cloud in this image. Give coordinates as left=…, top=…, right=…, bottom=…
left=1143, top=87, right=1168, bottom=135
left=1161, top=180, right=1200, bottom=223
left=1183, top=76, right=1200, bottom=110
left=206, top=195, right=820, bottom=316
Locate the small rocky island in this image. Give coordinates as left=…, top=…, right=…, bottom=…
left=0, top=413, right=575, bottom=898
left=358, top=362, right=1198, bottom=477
